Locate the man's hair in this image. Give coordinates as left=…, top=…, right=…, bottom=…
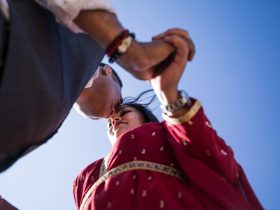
left=100, top=63, right=123, bottom=88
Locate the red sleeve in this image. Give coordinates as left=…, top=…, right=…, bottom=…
left=0, top=197, right=19, bottom=210
left=163, top=99, right=239, bottom=184
left=73, top=159, right=103, bottom=209
left=73, top=175, right=82, bottom=209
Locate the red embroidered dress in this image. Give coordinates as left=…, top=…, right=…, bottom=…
left=73, top=100, right=263, bottom=210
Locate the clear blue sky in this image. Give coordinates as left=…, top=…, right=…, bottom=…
left=1, top=0, right=279, bottom=209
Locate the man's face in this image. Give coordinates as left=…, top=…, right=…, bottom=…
left=75, top=65, right=122, bottom=119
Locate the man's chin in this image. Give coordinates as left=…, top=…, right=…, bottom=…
left=89, top=116, right=101, bottom=120
left=94, top=110, right=111, bottom=119
left=88, top=106, right=111, bottom=119
left=88, top=112, right=106, bottom=120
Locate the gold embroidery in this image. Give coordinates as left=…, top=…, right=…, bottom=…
left=162, top=100, right=201, bottom=125
left=79, top=160, right=185, bottom=210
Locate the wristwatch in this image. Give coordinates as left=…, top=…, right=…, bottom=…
left=160, top=90, right=190, bottom=115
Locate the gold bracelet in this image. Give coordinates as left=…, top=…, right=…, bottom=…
left=162, top=100, right=201, bottom=125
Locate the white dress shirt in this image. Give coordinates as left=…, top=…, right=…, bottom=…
left=0, top=0, right=115, bottom=32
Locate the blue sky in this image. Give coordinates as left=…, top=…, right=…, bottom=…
left=1, top=0, right=279, bottom=209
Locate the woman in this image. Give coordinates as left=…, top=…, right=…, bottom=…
left=73, top=29, right=263, bottom=210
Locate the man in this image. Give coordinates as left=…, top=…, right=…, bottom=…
left=0, top=63, right=123, bottom=210
left=0, top=0, right=174, bottom=172
left=74, top=63, right=123, bottom=120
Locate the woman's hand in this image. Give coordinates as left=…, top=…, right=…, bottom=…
left=153, top=28, right=195, bottom=62
left=149, top=28, right=195, bottom=105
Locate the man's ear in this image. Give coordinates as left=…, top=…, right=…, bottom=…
left=102, top=65, right=113, bottom=76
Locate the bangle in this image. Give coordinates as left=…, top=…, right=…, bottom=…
left=162, top=100, right=201, bottom=125
left=105, top=29, right=135, bottom=64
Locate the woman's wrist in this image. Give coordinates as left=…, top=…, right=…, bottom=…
left=165, top=101, right=192, bottom=118
left=162, top=99, right=201, bottom=124
left=155, top=88, right=178, bottom=105
left=159, top=90, right=191, bottom=117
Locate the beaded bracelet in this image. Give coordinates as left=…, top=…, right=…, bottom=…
left=105, top=29, right=135, bottom=64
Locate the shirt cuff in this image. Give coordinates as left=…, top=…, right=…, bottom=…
left=162, top=100, right=201, bottom=125
left=38, top=0, right=116, bottom=33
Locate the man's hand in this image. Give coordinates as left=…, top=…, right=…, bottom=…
left=74, top=10, right=175, bottom=80
left=117, top=39, right=174, bottom=80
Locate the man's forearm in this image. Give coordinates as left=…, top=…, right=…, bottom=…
left=74, top=10, right=123, bottom=49
left=74, top=9, right=174, bottom=80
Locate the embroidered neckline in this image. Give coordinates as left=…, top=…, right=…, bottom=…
left=80, top=160, right=185, bottom=210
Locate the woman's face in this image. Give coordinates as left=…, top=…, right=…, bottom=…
left=107, top=105, right=145, bottom=144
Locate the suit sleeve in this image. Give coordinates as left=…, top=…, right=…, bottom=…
left=34, top=0, right=116, bottom=33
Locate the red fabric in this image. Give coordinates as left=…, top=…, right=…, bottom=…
left=73, top=100, right=263, bottom=210
left=0, top=197, right=19, bottom=210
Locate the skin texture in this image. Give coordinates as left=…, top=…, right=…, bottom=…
left=74, top=10, right=174, bottom=80
left=107, top=105, right=145, bottom=145
left=150, top=28, right=195, bottom=117
left=75, top=65, right=122, bottom=119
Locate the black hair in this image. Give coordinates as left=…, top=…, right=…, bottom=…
left=100, top=63, right=123, bottom=88
left=122, top=90, right=159, bottom=123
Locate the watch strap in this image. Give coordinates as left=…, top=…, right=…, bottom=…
left=160, top=90, right=190, bottom=115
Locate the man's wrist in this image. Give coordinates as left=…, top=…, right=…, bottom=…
left=105, top=30, right=135, bottom=64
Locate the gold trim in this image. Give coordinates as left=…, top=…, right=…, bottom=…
left=162, top=100, right=201, bottom=125
left=79, top=160, right=185, bottom=210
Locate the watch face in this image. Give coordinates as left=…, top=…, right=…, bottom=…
left=160, top=90, right=190, bottom=114
left=180, top=90, right=189, bottom=99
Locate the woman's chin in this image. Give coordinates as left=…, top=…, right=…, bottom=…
left=115, top=127, right=130, bottom=139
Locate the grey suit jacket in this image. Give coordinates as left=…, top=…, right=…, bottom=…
left=0, top=0, right=104, bottom=172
